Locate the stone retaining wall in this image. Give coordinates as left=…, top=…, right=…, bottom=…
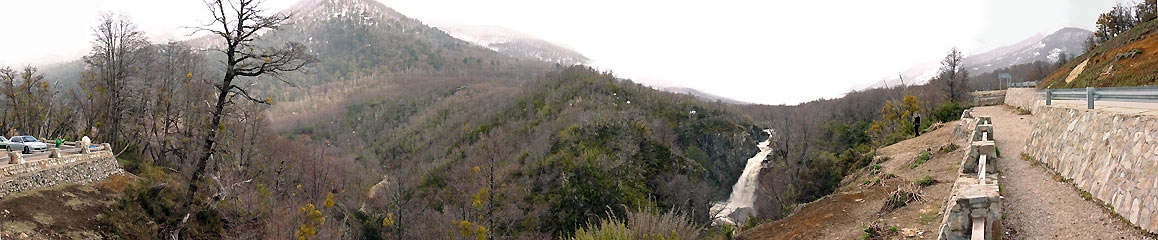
left=1004, top=88, right=1040, bottom=110
left=972, top=90, right=1007, bottom=106
left=1025, top=105, right=1158, bottom=233
left=0, top=151, right=121, bottom=197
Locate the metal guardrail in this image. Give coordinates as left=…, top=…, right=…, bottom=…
left=1041, top=86, right=1158, bottom=109
left=1010, top=81, right=1037, bottom=88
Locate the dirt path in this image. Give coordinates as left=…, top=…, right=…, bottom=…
left=973, top=106, right=1149, bottom=239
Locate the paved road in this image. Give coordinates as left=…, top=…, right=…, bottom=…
left=1047, top=100, right=1158, bottom=115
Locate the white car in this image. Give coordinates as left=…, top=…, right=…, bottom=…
left=8, top=136, right=47, bottom=154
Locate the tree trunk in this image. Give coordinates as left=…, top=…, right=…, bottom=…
left=185, top=74, right=232, bottom=209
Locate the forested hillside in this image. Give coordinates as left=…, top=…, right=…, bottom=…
left=286, top=65, right=765, bottom=237
left=0, top=0, right=772, bottom=238
left=0, top=0, right=999, bottom=239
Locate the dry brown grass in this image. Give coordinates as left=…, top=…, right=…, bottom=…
left=1042, top=21, right=1158, bottom=88
left=879, top=184, right=924, bottom=214
left=860, top=220, right=899, bottom=240
left=93, top=173, right=135, bottom=191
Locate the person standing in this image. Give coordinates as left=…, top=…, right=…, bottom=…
left=913, top=115, right=922, bottom=137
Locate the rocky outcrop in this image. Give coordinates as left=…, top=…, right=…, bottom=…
left=700, top=125, right=766, bottom=196
left=0, top=151, right=121, bottom=198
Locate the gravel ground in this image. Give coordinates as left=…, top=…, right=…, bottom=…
left=973, top=106, right=1152, bottom=240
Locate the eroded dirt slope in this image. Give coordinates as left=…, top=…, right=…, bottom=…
left=740, top=119, right=968, bottom=239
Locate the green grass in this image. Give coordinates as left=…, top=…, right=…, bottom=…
left=914, top=175, right=937, bottom=187
left=918, top=211, right=939, bottom=225
left=869, top=164, right=883, bottom=175
left=910, top=151, right=931, bottom=169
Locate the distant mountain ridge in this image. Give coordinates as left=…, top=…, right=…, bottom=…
left=248, top=0, right=768, bottom=236
left=431, top=24, right=589, bottom=65
left=285, top=0, right=406, bottom=25
left=662, top=87, right=751, bottom=105
left=1041, top=20, right=1158, bottom=88
left=862, top=27, right=1092, bottom=90
left=964, top=27, right=1091, bottom=75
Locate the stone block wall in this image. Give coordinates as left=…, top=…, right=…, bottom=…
left=940, top=115, right=1003, bottom=240
left=972, top=90, right=1007, bottom=106
left=1004, top=88, right=1041, bottom=110
left=0, top=151, right=121, bottom=197
left=1025, top=105, right=1158, bottom=233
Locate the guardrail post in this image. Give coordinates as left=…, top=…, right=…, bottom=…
left=1045, top=89, right=1052, bottom=105
left=1086, top=87, right=1095, bottom=109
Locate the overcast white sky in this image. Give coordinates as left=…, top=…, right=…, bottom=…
left=0, top=0, right=1119, bottom=105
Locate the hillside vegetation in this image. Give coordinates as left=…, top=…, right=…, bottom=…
left=1042, top=20, right=1158, bottom=88
left=288, top=65, right=765, bottom=237
left=0, top=0, right=994, bottom=238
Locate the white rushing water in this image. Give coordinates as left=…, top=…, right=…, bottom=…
left=711, top=129, right=774, bottom=225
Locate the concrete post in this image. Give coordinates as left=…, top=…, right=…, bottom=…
left=1086, top=87, right=1095, bottom=109
left=8, top=151, right=23, bottom=164
left=1046, top=89, right=1052, bottom=106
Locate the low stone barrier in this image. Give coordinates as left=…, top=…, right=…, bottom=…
left=1004, top=88, right=1041, bottom=110
left=0, top=148, right=121, bottom=198
left=8, top=152, right=23, bottom=164
left=973, top=90, right=1007, bottom=106
left=940, top=114, right=1004, bottom=240
left=1025, top=104, right=1158, bottom=233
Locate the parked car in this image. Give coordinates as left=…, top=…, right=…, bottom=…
left=8, top=136, right=47, bottom=154
left=0, top=136, right=7, bottom=149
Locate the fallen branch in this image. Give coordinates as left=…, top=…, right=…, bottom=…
left=879, top=184, right=923, bottom=214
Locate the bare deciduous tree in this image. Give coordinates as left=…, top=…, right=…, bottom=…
left=84, top=12, right=149, bottom=146
left=184, top=0, right=317, bottom=225
left=939, top=47, right=969, bottom=103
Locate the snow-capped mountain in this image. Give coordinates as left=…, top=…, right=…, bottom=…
left=861, top=27, right=1092, bottom=90
left=284, top=0, right=405, bottom=26
left=432, top=24, right=589, bottom=65
left=963, top=27, right=1091, bottom=75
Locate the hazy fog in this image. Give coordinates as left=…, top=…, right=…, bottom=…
left=0, top=0, right=1118, bottom=104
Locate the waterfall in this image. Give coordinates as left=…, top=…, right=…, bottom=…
left=711, top=129, right=775, bottom=225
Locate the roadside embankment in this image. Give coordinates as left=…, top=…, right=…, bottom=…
left=0, top=151, right=121, bottom=198
left=1025, top=103, right=1158, bottom=234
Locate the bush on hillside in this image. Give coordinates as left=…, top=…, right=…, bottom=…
left=930, top=101, right=968, bottom=123
left=914, top=175, right=937, bottom=187
left=571, top=209, right=700, bottom=240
